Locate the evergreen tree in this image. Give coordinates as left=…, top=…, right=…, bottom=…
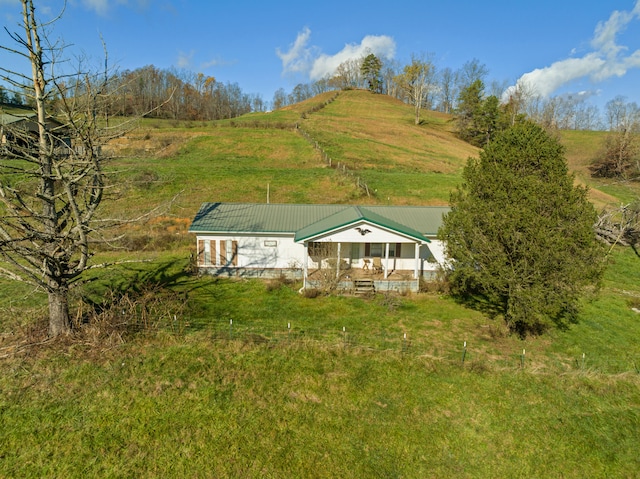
left=455, top=79, right=485, bottom=145
left=10, top=91, right=22, bottom=105
left=361, top=53, right=382, bottom=93
left=456, top=79, right=509, bottom=147
left=439, top=122, right=606, bottom=336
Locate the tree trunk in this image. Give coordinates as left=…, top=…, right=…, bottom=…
left=48, top=287, right=71, bottom=336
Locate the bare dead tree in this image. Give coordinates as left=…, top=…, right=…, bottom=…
left=595, top=203, right=640, bottom=256
left=0, top=0, right=138, bottom=336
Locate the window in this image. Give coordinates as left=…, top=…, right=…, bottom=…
left=365, top=243, right=402, bottom=258
left=226, top=240, right=232, bottom=262
left=198, top=239, right=215, bottom=265
left=308, top=242, right=325, bottom=256
left=217, top=240, right=238, bottom=266
left=204, top=241, right=211, bottom=264
left=226, top=240, right=234, bottom=263
left=389, top=243, right=402, bottom=258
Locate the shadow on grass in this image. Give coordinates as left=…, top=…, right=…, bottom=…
left=449, top=291, right=505, bottom=322
left=77, top=257, right=230, bottom=333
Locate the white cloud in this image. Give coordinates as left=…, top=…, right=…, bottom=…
left=277, top=28, right=396, bottom=80
left=517, top=54, right=606, bottom=97
left=513, top=0, right=640, bottom=98
left=176, top=50, right=194, bottom=69
left=200, top=56, right=235, bottom=71
left=81, top=0, right=111, bottom=16
left=80, top=0, right=146, bottom=16
left=276, top=26, right=314, bottom=76
left=309, top=35, right=396, bottom=80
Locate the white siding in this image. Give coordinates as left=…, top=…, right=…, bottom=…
left=310, top=222, right=416, bottom=244
left=196, top=234, right=305, bottom=269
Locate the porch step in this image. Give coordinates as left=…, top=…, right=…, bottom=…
left=353, top=279, right=375, bottom=295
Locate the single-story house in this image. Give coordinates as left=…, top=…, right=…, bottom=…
left=1, top=107, right=70, bottom=153
left=189, top=202, right=449, bottom=293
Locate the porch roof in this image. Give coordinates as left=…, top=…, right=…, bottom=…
left=293, top=206, right=429, bottom=243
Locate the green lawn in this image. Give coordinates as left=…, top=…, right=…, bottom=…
left=1, top=330, right=638, bottom=478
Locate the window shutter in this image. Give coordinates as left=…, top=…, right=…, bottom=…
left=197, top=240, right=205, bottom=265
left=232, top=241, right=238, bottom=266
left=220, top=240, right=226, bottom=265
left=396, top=243, right=401, bottom=258
left=365, top=243, right=371, bottom=257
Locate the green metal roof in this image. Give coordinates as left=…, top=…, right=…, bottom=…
left=294, top=206, right=431, bottom=242
left=189, top=202, right=449, bottom=241
left=189, top=203, right=348, bottom=233
left=364, top=206, right=450, bottom=236
left=0, top=113, right=33, bottom=126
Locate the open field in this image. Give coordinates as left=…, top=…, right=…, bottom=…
left=1, top=91, right=639, bottom=477
left=1, top=335, right=637, bottom=478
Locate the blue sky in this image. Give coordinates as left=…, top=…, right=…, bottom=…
left=1, top=0, right=640, bottom=110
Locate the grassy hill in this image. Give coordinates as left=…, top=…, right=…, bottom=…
left=1, top=91, right=639, bottom=478
left=105, top=90, right=637, bottom=215
left=105, top=90, right=477, bottom=215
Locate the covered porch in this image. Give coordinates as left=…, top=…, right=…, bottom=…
left=301, top=239, right=435, bottom=293
left=306, top=265, right=426, bottom=294
left=293, top=205, right=440, bottom=293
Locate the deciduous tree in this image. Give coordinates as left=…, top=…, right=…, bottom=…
left=395, top=54, right=437, bottom=125
left=590, top=97, right=640, bottom=179
left=0, top=0, right=131, bottom=336
left=439, top=122, right=606, bottom=336
left=455, top=58, right=488, bottom=94
left=437, top=67, right=457, bottom=113
left=331, top=58, right=363, bottom=90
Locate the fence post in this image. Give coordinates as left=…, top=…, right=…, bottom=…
left=520, top=349, right=525, bottom=369
left=461, top=341, right=467, bottom=364
left=229, top=318, right=233, bottom=339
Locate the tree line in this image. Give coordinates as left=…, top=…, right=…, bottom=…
left=273, top=54, right=608, bottom=130
left=1, top=65, right=267, bottom=121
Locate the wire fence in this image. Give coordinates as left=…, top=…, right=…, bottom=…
left=294, top=92, right=374, bottom=198
left=1, top=305, right=637, bottom=377
left=157, top=315, right=640, bottom=376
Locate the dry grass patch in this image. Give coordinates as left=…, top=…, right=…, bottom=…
left=105, top=129, right=207, bottom=158
left=304, top=90, right=476, bottom=175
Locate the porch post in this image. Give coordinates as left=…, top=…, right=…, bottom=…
left=303, top=241, right=308, bottom=289
left=384, top=243, right=389, bottom=279
left=414, top=243, right=420, bottom=279
left=336, top=242, right=341, bottom=279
